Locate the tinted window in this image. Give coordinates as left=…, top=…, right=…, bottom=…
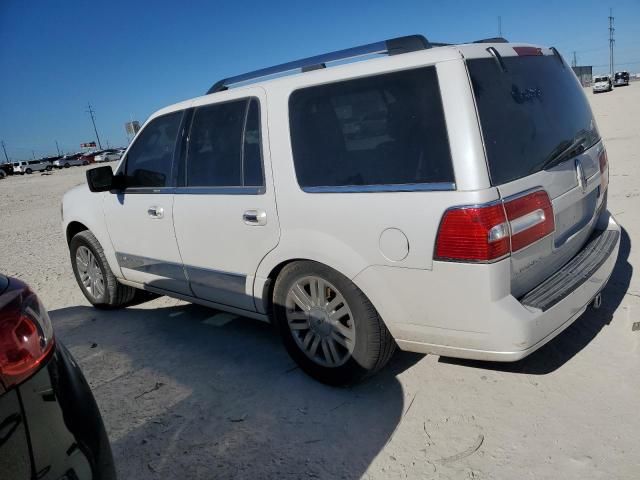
left=125, top=111, right=182, bottom=188
left=468, top=56, right=600, bottom=185
left=289, top=67, right=454, bottom=189
left=185, top=98, right=264, bottom=188
left=243, top=99, right=264, bottom=187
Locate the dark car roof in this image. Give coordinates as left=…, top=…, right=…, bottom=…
left=0, top=274, right=8, bottom=294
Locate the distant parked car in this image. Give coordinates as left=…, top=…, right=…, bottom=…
left=0, top=163, right=13, bottom=178
left=592, top=75, right=612, bottom=93
left=614, top=71, right=630, bottom=87
left=79, top=150, right=105, bottom=164
left=94, top=150, right=122, bottom=163
left=13, top=160, right=52, bottom=174
left=54, top=153, right=87, bottom=168
left=0, top=274, right=116, bottom=480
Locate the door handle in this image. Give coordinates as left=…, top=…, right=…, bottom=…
left=243, top=209, right=267, bottom=226
left=147, top=206, right=164, bottom=219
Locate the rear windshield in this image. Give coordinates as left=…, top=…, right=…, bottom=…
left=594, top=77, right=608, bottom=82
left=468, top=55, right=600, bottom=186
left=615, top=72, right=628, bottom=79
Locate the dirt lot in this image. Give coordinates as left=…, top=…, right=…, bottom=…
left=1, top=84, right=639, bottom=479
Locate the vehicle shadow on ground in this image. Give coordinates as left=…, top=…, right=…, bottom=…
left=440, top=227, right=633, bottom=375
left=49, top=304, right=423, bottom=479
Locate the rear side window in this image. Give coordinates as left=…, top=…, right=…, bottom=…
left=185, top=98, right=264, bottom=188
left=125, top=111, right=183, bottom=188
left=289, top=67, right=454, bottom=190
left=467, top=55, right=600, bottom=186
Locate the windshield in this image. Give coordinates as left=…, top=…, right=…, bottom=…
left=594, top=77, right=608, bottom=82
left=467, top=54, right=600, bottom=185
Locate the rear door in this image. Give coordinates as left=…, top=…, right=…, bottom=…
left=172, top=89, right=279, bottom=311
left=467, top=48, right=606, bottom=297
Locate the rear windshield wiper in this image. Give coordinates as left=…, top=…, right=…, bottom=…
left=539, top=135, right=587, bottom=171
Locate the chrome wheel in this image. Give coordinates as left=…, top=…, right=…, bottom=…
left=285, top=276, right=356, bottom=367
left=76, top=246, right=105, bottom=300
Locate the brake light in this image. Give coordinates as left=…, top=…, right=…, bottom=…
left=0, top=285, right=54, bottom=389
left=435, top=202, right=510, bottom=262
left=435, top=190, right=555, bottom=263
left=513, top=46, right=543, bottom=56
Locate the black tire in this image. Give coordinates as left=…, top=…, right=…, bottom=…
left=272, top=261, right=396, bottom=386
left=64, top=163, right=70, bottom=168
left=0, top=170, right=6, bottom=179
left=25, top=168, right=32, bottom=174
left=46, top=165, right=52, bottom=171
left=70, top=230, right=137, bottom=309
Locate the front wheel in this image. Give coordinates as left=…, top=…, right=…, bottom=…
left=46, top=165, right=52, bottom=171
left=273, top=261, right=396, bottom=386
left=70, top=230, right=137, bottom=308
left=64, top=163, right=70, bottom=168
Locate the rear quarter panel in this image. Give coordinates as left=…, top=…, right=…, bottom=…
left=255, top=54, right=495, bottom=319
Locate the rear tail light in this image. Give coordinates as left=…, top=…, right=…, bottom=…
left=435, top=190, right=554, bottom=263
left=0, top=286, right=54, bottom=389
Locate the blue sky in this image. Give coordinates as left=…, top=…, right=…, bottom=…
left=1, top=0, right=638, bottom=161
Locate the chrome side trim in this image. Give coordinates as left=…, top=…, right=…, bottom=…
left=116, top=252, right=185, bottom=279
left=119, top=187, right=175, bottom=195
left=115, top=252, right=253, bottom=310
left=301, top=182, right=456, bottom=193
left=174, top=186, right=265, bottom=195
left=510, top=208, right=546, bottom=236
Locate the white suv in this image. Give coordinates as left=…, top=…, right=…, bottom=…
left=14, top=160, right=51, bottom=174
left=62, top=35, right=620, bottom=385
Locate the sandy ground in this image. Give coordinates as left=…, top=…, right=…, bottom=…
left=1, top=84, right=639, bottom=479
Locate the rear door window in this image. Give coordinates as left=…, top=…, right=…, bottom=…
left=184, top=98, right=264, bottom=189
left=289, top=66, right=454, bottom=190
left=467, top=55, right=600, bottom=185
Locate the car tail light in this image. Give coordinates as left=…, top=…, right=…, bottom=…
left=0, top=286, right=54, bottom=389
left=513, top=46, right=543, bottom=56
left=435, top=190, right=555, bottom=263
left=435, top=202, right=510, bottom=262
left=503, top=190, right=554, bottom=252
left=599, top=148, right=609, bottom=191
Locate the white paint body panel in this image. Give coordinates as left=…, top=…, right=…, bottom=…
left=62, top=42, right=622, bottom=362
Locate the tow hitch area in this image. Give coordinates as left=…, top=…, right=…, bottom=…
left=592, top=293, right=602, bottom=309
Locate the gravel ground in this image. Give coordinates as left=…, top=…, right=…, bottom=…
left=1, top=84, right=639, bottom=479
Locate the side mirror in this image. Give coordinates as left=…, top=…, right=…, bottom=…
left=86, top=166, right=117, bottom=192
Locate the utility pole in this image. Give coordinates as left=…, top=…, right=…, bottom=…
left=609, top=8, right=615, bottom=76
left=55, top=140, right=61, bottom=155
left=32, top=150, right=36, bottom=160
left=498, top=16, right=502, bottom=37
left=1, top=141, right=9, bottom=163
left=572, top=51, right=577, bottom=68
left=86, top=103, right=103, bottom=149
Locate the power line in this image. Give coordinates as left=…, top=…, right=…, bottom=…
left=1, top=141, right=9, bottom=163
left=86, top=102, right=103, bottom=149
left=609, top=8, right=615, bottom=75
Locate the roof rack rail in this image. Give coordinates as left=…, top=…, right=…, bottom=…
left=206, top=34, right=430, bottom=94
left=473, top=37, right=509, bottom=44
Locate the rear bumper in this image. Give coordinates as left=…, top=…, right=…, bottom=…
left=354, top=213, right=621, bottom=362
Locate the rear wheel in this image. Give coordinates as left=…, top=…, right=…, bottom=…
left=70, top=230, right=137, bottom=308
left=273, top=261, right=395, bottom=386
left=25, top=168, right=32, bottom=174
left=64, top=163, right=70, bottom=168
left=0, top=170, right=5, bottom=179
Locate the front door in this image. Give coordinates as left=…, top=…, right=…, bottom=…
left=173, top=90, right=279, bottom=311
left=104, top=109, right=191, bottom=295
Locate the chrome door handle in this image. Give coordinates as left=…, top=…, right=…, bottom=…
left=243, top=209, right=267, bottom=226
left=147, top=206, right=164, bottom=219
